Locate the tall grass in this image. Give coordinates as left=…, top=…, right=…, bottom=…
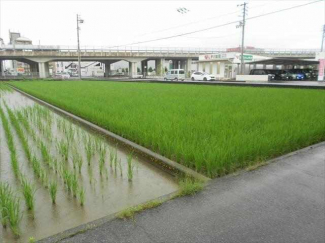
left=11, top=81, right=325, bottom=177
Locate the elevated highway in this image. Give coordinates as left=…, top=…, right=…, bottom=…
left=0, top=44, right=319, bottom=78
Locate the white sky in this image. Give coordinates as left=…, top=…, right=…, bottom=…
left=0, top=0, right=324, bottom=49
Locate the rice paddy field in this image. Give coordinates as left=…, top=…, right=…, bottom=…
left=0, top=84, right=178, bottom=242
left=10, top=81, right=325, bottom=178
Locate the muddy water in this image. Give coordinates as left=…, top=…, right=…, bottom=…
left=0, top=91, right=179, bottom=243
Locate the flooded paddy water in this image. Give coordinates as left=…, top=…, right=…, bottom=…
left=0, top=88, right=179, bottom=242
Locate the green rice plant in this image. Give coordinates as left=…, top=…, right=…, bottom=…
left=32, top=156, right=41, bottom=178
left=109, top=146, right=115, bottom=168
left=113, top=147, right=118, bottom=173
left=0, top=104, right=20, bottom=177
left=99, top=147, right=106, bottom=175
left=11, top=81, right=325, bottom=178
left=20, top=176, right=36, bottom=211
left=0, top=183, right=12, bottom=228
left=118, top=158, right=123, bottom=177
left=6, top=195, right=22, bottom=236
left=84, top=138, right=93, bottom=166
left=71, top=172, right=79, bottom=197
left=78, top=187, right=85, bottom=206
left=0, top=183, right=22, bottom=236
left=57, top=139, right=69, bottom=161
left=28, top=237, right=36, bottom=243
left=49, top=181, right=58, bottom=204
left=39, top=141, right=50, bottom=165
left=40, top=169, right=48, bottom=186
left=127, top=152, right=134, bottom=182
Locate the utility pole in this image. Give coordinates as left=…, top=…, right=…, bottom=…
left=77, top=14, right=84, bottom=79
left=237, top=2, right=248, bottom=74
left=321, top=24, right=325, bottom=52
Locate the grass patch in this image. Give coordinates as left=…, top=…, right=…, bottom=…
left=117, top=200, right=163, bottom=220
left=178, top=177, right=205, bottom=197
left=10, top=81, right=325, bottom=178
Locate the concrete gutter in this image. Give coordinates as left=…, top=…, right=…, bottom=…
left=9, top=85, right=210, bottom=182
left=38, top=191, right=179, bottom=243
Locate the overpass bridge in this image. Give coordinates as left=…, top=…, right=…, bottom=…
left=0, top=45, right=319, bottom=78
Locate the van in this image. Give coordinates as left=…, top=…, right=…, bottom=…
left=164, top=69, right=185, bottom=81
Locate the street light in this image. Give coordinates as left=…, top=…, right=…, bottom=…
left=176, top=7, right=190, bottom=14
left=77, top=14, right=84, bottom=79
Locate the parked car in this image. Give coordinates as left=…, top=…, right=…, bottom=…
left=249, top=69, right=275, bottom=80
left=56, top=72, right=70, bottom=79
left=164, top=69, right=185, bottom=81
left=191, top=72, right=215, bottom=81
left=288, top=69, right=306, bottom=80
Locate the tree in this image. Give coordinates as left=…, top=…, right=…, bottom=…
left=165, top=67, right=168, bottom=73
left=148, top=67, right=153, bottom=72
left=137, top=67, right=140, bottom=73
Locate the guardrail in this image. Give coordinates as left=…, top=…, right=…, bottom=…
left=0, top=45, right=320, bottom=55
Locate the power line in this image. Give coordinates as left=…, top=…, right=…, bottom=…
left=110, top=0, right=322, bottom=48
left=134, top=2, right=273, bottom=39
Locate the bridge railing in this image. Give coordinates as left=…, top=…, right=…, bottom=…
left=0, top=44, right=319, bottom=55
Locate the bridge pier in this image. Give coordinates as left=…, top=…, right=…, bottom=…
left=129, top=62, right=138, bottom=78
left=0, top=61, right=4, bottom=76
left=38, top=62, right=49, bottom=78
left=30, top=63, right=39, bottom=77
left=103, top=62, right=112, bottom=77
left=156, top=58, right=165, bottom=76
left=141, top=60, right=148, bottom=77
left=185, top=58, right=192, bottom=77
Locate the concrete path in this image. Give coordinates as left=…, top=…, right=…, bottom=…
left=60, top=143, right=325, bottom=243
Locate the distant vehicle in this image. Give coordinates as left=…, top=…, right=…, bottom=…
left=191, top=72, right=215, bottom=81
left=249, top=69, right=275, bottom=80
left=132, top=74, right=144, bottom=79
left=164, top=69, right=185, bottom=81
left=289, top=69, right=305, bottom=80
left=56, top=72, right=70, bottom=79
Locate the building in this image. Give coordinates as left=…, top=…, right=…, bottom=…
left=6, top=31, right=33, bottom=75
left=196, top=52, right=269, bottom=80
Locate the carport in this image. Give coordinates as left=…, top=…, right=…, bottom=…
left=246, top=58, right=319, bottom=70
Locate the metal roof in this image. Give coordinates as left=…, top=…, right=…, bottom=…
left=246, top=58, right=319, bottom=65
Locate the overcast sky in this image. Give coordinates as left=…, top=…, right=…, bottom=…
left=0, top=0, right=324, bottom=50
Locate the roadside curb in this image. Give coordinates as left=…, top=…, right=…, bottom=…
left=8, top=84, right=211, bottom=182
left=38, top=191, right=180, bottom=243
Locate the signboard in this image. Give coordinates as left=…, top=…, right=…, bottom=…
left=316, top=52, right=325, bottom=81
left=240, top=54, right=253, bottom=61
left=17, top=68, right=25, bottom=73
left=318, top=59, right=325, bottom=81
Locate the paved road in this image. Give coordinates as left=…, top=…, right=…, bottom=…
left=60, top=143, right=325, bottom=243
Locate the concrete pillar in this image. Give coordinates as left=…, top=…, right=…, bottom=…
left=38, top=62, right=49, bottom=78
left=141, top=60, right=148, bottom=77
left=129, top=62, right=137, bottom=78
left=156, top=58, right=165, bottom=76
left=262, top=64, right=266, bottom=69
left=104, top=62, right=111, bottom=77
left=185, top=58, right=192, bottom=77
left=0, top=61, right=3, bottom=77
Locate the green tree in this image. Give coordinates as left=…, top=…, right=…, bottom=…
left=148, top=67, right=153, bottom=72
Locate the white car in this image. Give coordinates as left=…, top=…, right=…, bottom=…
left=56, top=72, right=70, bottom=79
left=191, top=72, right=215, bottom=81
